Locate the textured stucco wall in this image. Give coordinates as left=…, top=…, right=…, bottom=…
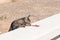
left=0, top=0, right=12, bottom=4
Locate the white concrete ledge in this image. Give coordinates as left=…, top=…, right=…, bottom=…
left=0, top=13, right=60, bottom=40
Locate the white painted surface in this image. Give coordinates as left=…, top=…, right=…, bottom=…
left=0, top=13, right=60, bottom=40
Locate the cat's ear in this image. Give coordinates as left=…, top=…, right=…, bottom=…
left=25, top=15, right=31, bottom=18
left=28, top=15, right=31, bottom=18
left=25, top=15, right=31, bottom=20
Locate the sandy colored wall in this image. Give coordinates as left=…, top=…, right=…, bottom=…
left=0, top=0, right=12, bottom=4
